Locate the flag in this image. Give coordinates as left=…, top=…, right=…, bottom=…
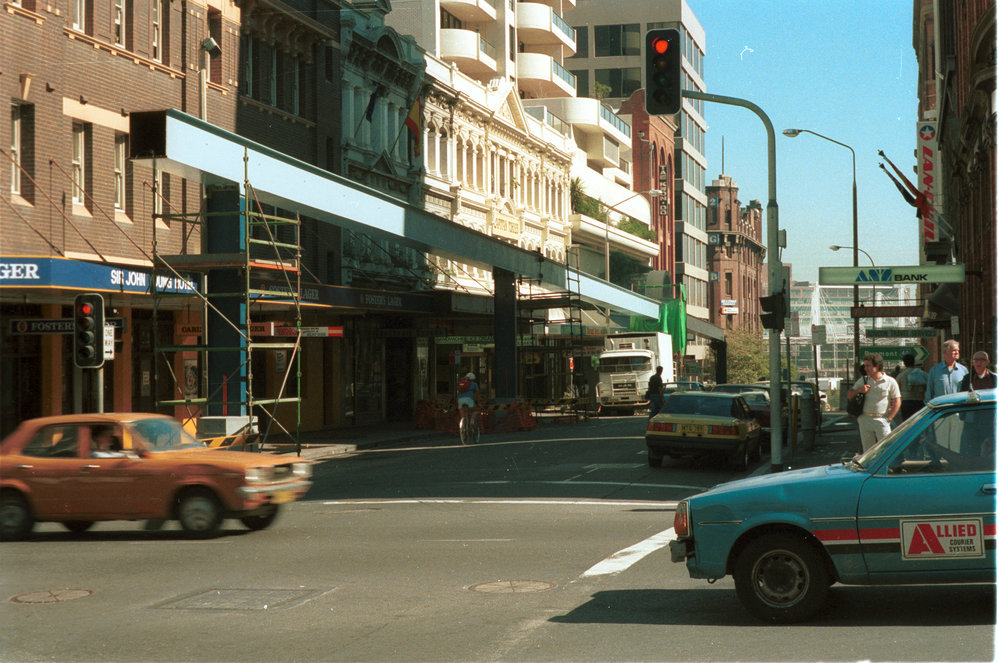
left=364, top=84, right=384, bottom=122
left=878, top=150, right=931, bottom=220
left=879, top=163, right=917, bottom=207
left=405, top=96, right=422, bottom=157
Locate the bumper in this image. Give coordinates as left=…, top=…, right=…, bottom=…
left=646, top=434, right=746, bottom=455
left=668, top=538, right=692, bottom=563
left=238, top=480, right=312, bottom=506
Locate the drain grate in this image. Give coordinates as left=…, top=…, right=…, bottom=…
left=154, top=588, right=330, bottom=611
left=467, top=580, right=556, bottom=594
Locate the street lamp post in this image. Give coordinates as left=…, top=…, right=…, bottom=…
left=601, top=189, right=661, bottom=331
left=830, top=244, right=873, bottom=266
left=783, top=128, right=860, bottom=365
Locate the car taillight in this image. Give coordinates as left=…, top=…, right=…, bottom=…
left=647, top=421, right=676, bottom=432
left=673, top=501, right=689, bottom=537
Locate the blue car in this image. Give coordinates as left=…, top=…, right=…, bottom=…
left=669, top=389, right=996, bottom=623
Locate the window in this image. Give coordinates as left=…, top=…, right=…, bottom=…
left=113, top=0, right=126, bottom=47
left=151, top=0, right=168, bottom=62
left=888, top=406, right=996, bottom=474
left=570, top=70, right=588, bottom=97
left=593, top=24, right=640, bottom=57
left=571, top=26, right=588, bottom=58
left=114, top=133, right=127, bottom=211
left=22, top=425, right=82, bottom=458
left=208, top=9, right=222, bottom=84
left=71, top=122, right=87, bottom=206
left=594, top=67, right=640, bottom=98
left=10, top=104, right=21, bottom=195
left=440, top=8, right=462, bottom=30
left=72, top=0, right=85, bottom=30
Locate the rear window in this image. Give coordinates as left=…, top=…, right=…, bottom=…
left=662, top=395, right=738, bottom=417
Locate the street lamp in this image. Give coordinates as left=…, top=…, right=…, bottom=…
left=783, top=128, right=860, bottom=364
left=830, top=244, right=874, bottom=266
left=601, top=189, right=661, bottom=331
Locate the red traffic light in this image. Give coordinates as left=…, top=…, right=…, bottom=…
left=78, top=302, right=93, bottom=316
left=652, top=38, right=669, bottom=54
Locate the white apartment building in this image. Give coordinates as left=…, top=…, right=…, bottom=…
left=564, top=0, right=711, bottom=339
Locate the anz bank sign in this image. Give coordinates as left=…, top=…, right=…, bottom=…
left=819, top=264, right=965, bottom=286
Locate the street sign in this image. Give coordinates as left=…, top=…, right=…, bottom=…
left=861, top=345, right=929, bottom=364
left=819, top=264, right=965, bottom=285
left=103, top=325, right=115, bottom=360
left=867, top=327, right=937, bottom=338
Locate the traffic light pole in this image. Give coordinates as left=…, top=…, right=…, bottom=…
left=682, top=89, right=784, bottom=471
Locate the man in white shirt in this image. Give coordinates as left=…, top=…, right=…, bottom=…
left=847, top=353, right=901, bottom=451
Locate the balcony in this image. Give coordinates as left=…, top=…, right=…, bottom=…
left=441, top=29, right=498, bottom=79
left=517, top=52, right=576, bottom=98
left=440, top=0, right=497, bottom=23
left=516, top=2, right=575, bottom=52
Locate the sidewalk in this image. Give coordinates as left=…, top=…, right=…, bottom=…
left=767, top=409, right=863, bottom=473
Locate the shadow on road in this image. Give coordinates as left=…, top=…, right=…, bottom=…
left=550, top=584, right=997, bottom=627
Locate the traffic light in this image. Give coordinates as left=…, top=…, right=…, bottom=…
left=644, top=28, right=681, bottom=115
left=759, top=292, right=786, bottom=332
left=73, top=293, right=105, bottom=369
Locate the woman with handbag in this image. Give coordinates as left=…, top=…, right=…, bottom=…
left=847, top=353, right=901, bottom=451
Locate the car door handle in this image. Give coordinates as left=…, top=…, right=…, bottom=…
left=16, top=464, right=34, bottom=469
left=82, top=464, right=101, bottom=470
left=982, top=484, right=996, bottom=494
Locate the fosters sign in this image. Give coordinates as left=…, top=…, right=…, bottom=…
left=819, top=264, right=965, bottom=285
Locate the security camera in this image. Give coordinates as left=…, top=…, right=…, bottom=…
left=201, top=37, right=221, bottom=57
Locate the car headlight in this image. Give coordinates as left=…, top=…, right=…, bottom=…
left=245, top=467, right=273, bottom=484
left=673, top=501, right=689, bottom=537
left=292, top=462, right=312, bottom=479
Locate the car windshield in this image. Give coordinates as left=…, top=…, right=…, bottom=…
left=131, top=418, right=205, bottom=452
left=661, top=395, right=736, bottom=418
left=850, top=406, right=936, bottom=469
left=600, top=357, right=652, bottom=372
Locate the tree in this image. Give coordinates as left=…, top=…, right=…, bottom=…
left=726, top=328, right=770, bottom=384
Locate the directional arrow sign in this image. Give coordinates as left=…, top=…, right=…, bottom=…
left=861, top=345, right=929, bottom=364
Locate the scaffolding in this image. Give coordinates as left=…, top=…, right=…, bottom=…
left=151, top=149, right=303, bottom=452
left=517, top=248, right=591, bottom=419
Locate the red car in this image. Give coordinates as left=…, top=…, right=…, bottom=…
left=0, top=413, right=312, bottom=540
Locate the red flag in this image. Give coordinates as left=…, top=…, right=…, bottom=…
left=405, top=97, right=422, bottom=158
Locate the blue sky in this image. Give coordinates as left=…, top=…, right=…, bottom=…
left=688, top=0, right=920, bottom=283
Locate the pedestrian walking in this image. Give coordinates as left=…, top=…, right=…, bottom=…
left=847, top=353, right=901, bottom=451
left=925, top=339, right=969, bottom=402
left=896, top=353, right=928, bottom=421
left=647, top=366, right=665, bottom=419
left=959, top=351, right=998, bottom=391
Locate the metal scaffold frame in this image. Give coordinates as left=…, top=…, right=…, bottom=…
left=151, top=149, right=303, bottom=452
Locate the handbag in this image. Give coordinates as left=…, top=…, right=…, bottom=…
left=847, top=378, right=867, bottom=417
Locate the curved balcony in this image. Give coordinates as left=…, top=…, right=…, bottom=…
left=516, top=2, right=575, bottom=52
left=441, top=29, right=498, bottom=79
left=440, top=0, right=497, bottom=22
left=516, top=52, right=576, bottom=98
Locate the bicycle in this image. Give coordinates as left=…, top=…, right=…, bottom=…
left=458, top=405, right=480, bottom=445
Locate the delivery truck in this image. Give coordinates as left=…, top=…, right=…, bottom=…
left=595, top=332, right=673, bottom=415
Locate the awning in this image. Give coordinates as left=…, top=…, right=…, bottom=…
left=129, top=109, right=661, bottom=321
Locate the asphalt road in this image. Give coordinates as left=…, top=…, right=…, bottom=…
left=2, top=416, right=995, bottom=662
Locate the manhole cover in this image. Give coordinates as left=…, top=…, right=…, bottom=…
left=154, top=588, right=330, bottom=611
left=11, top=589, right=92, bottom=604
left=468, top=580, right=556, bottom=594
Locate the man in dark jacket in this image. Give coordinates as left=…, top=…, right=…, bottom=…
left=647, top=366, right=665, bottom=419
left=960, top=351, right=998, bottom=391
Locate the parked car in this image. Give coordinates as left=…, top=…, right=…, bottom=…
left=0, top=413, right=312, bottom=540
left=663, top=381, right=705, bottom=394
left=645, top=392, right=762, bottom=468
left=669, top=389, right=997, bottom=623
left=712, top=384, right=787, bottom=440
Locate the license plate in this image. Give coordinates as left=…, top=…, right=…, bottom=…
left=679, top=424, right=703, bottom=435
left=272, top=490, right=296, bottom=504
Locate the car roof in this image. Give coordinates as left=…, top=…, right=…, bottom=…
left=928, top=388, right=996, bottom=406
left=14, top=413, right=171, bottom=427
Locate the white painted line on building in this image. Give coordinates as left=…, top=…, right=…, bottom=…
left=581, top=527, right=677, bottom=577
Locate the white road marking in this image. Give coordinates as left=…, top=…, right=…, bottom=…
left=581, top=527, right=677, bottom=577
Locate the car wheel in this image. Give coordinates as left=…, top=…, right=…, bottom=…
left=62, top=521, right=95, bottom=534
left=647, top=450, right=663, bottom=467
left=0, top=493, right=33, bottom=541
left=177, top=489, right=223, bottom=538
left=734, top=532, right=829, bottom=623
left=240, top=505, right=280, bottom=531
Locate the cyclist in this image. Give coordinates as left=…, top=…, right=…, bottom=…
left=457, top=372, right=479, bottom=444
